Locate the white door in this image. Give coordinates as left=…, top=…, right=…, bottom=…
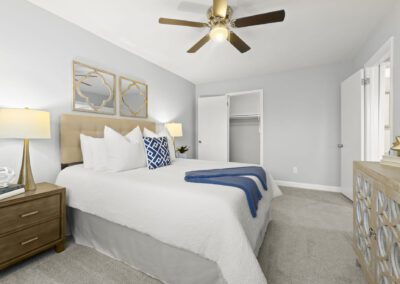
left=340, top=70, right=365, bottom=200
left=197, top=96, right=229, bottom=161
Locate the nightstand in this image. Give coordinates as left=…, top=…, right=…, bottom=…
left=0, top=182, right=66, bottom=270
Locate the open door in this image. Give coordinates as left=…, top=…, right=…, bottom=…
left=340, top=70, right=365, bottom=200
left=197, top=96, right=229, bottom=162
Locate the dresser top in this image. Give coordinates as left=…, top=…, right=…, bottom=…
left=0, top=182, right=65, bottom=207
left=354, top=161, right=400, bottom=186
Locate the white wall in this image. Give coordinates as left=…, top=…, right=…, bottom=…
left=196, top=62, right=352, bottom=186
left=353, top=0, right=400, bottom=136
left=0, top=0, right=195, bottom=183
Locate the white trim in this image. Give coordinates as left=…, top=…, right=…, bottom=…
left=364, top=37, right=394, bottom=67
left=226, top=89, right=264, bottom=166
left=276, top=180, right=341, bottom=193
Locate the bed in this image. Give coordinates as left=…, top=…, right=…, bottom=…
left=56, top=114, right=281, bottom=284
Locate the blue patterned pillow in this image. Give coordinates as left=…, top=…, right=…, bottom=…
left=143, top=136, right=171, bottom=169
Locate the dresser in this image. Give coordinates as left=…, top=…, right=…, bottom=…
left=0, top=183, right=66, bottom=270
left=353, top=161, right=400, bottom=284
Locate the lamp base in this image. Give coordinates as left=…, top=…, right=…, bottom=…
left=172, top=137, right=177, bottom=158
left=17, top=139, right=36, bottom=191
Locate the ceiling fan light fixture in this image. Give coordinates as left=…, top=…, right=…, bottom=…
left=159, top=0, right=286, bottom=53
left=210, top=24, right=229, bottom=42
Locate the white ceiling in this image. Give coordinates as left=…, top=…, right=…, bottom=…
left=27, top=0, right=396, bottom=84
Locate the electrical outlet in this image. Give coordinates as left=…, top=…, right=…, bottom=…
left=292, top=167, right=298, bottom=174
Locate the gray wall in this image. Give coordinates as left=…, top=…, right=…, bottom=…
left=196, top=62, right=352, bottom=186
left=353, top=0, right=400, bottom=137
left=0, top=0, right=195, bottom=183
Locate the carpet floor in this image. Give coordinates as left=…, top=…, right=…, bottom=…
left=0, top=187, right=366, bottom=284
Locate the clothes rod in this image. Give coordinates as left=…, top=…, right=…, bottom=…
left=230, top=114, right=260, bottom=119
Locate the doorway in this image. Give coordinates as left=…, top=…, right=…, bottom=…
left=227, top=90, right=263, bottom=165
left=340, top=37, right=394, bottom=200
left=197, top=90, right=263, bottom=165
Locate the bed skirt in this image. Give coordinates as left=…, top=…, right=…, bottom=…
left=68, top=207, right=272, bottom=284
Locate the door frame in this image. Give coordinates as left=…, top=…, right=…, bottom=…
left=226, top=89, right=264, bottom=166
left=364, top=37, right=395, bottom=159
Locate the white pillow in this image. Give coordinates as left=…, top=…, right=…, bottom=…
left=80, top=134, right=107, bottom=171
left=104, top=126, right=147, bottom=172
left=91, top=138, right=107, bottom=171
left=80, top=134, right=93, bottom=169
left=143, top=128, right=176, bottom=161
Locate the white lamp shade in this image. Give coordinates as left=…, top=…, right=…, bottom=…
left=165, top=123, right=183, bottom=138
left=0, top=108, right=51, bottom=139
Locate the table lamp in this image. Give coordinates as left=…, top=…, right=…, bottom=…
left=165, top=122, right=183, bottom=148
left=0, top=108, right=51, bottom=191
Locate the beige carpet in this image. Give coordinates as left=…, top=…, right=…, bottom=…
left=0, top=187, right=366, bottom=284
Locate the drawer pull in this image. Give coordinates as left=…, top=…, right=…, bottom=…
left=20, top=211, right=39, bottom=218
left=20, top=236, right=39, bottom=246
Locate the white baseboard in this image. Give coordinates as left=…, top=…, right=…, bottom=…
left=275, top=180, right=341, bottom=193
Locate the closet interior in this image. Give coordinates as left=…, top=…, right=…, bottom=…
left=228, top=91, right=262, bottom=165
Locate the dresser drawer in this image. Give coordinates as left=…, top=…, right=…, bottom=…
left=0, top=218, right=60, bottom=264
left=0, top=194, right=60, bottom=235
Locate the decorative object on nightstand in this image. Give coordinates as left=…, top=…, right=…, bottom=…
left=0, top=183, right=66, bottom=270
left=0, top=167, right=15, bottom=188
left=392, top=136, right=400, bottom=156
left=380, top=136, right=400, bottom=167
left=0, top=184, right=25, bottom=201
left=176, top=146, right=190, bottom=158
left=165, top=122, right=183, bottom=149
left=0, top=108, right=51, bottom=191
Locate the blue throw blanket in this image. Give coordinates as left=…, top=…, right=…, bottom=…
left=184, top=167, right=268, bottom=217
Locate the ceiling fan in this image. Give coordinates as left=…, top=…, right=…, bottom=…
left=159, top=0, right=285, bottom=53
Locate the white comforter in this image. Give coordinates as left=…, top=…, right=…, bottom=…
left=56, top=159, right=281, bottom=284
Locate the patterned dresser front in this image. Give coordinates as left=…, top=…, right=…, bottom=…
left=354, top=161, right=400, bottom=284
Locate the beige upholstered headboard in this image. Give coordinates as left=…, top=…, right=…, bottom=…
left=60, top=114, right=156, bottom=168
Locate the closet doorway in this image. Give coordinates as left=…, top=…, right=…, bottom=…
left=197, top=90, right=263, bottom=165
left=227, top=90, right=263, bottom=165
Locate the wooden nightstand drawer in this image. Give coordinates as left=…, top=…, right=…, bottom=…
left=0, top=183, right=65, bottom=270
left=0, top=194, right=60, bottom=235
left=0, top=218, right=60, bottom=264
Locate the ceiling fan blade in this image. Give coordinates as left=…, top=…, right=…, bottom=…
left=228, top=31, right=251, bottom=53
left=159, top=18, right=208, bottom=28
left=213, top=0, right=228, bottom=18
left=187, top=34, right=211, bottom=53
left=234, top=10, right=285, bottom=28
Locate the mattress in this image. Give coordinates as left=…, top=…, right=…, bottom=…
left=56, top=159, right=281, bottom=284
